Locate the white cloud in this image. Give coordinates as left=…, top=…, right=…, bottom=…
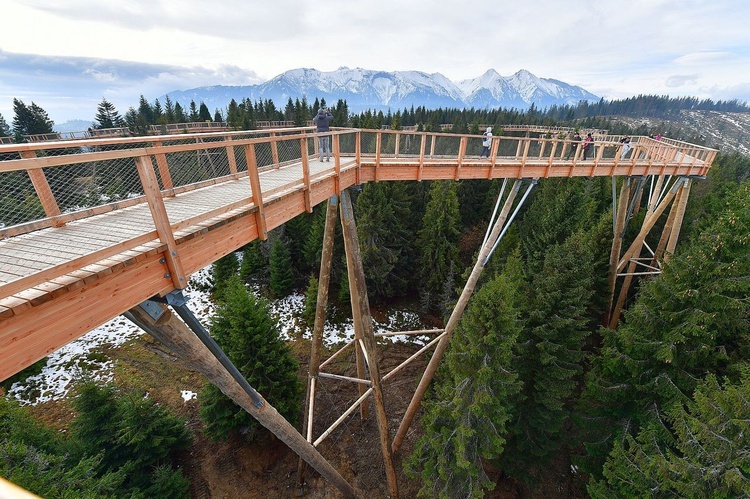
left=1, top=0, right=749, bottom=122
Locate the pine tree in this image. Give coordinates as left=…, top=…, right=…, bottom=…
left=211, top=251, right=239, bottom=300
left=270, top=236, right=295, bottom=297
left=94, top=98, right=125, bottom=129
left=12, top=98, right=54, bottom=140
left=239, top=240, right=266, bottom=281
left=199, top=276, right=301, bottom=440
left=501, top=229, right=596, bottom=481
left=590, top=370, right=750, bottom=498
left=70, top=380, right=191, bottom=496
left=406, top=257, right=524, bottom=498
left=418, top=181, right=461, bottom=313
left=581, top=181, right=750, bottom=478
left=356, top=181, right=413, bottom=301
left=0, top=112, right=13, bottom=137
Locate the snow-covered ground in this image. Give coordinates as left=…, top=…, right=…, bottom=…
left=8, top=266, right=431, bottom=406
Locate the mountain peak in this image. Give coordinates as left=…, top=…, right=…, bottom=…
left=163, top=67, right=599, bottom=114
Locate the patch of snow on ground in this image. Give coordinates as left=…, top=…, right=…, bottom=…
left=8, top=265, right=431, bottom=405
left=181, top=390, right=197, bottom=402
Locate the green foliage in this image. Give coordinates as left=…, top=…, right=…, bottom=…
left=200, top=276, right=301, bottom=440
left=418, top=181, right=462, bottom=313
left=12, top=98, right=54, bottom=140
left=269, top=236, right=295, bottom=297
left=239, top=240, right=266, bottom=280
left=302, top=274, right=319, bottom=328
left=581, top=180, right=750, bottom=477
left=70, top=380, right=191, bottom=496
left=501, top=229, right=596, bottom=480
left=211, top=251, right=240, bottom=300
left=356, top=182, right=414, bottom=302
left=406, top=257, right=524, bottom=498
left=94, top=99, right=125, bottom=129
left=590, top=370, right=750, bottom=497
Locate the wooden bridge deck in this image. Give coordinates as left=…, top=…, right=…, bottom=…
left=0, top=127, right=716, bottom=380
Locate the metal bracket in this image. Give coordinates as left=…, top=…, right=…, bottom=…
left=138, top=299, right=166, bottom=321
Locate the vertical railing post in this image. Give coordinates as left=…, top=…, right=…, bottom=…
left=418, top=133, right=427, bottom=181
left=135, top=155, right=187, bottom=289
left=375, top=132, right=382, bottom=181
left=243, top=144, right=268, bottom=240
left=270, top=132, right=280, bottom=167
left=300, top=137, right=312, bottom=213
left=152, top=141, right=174, bottom=194
left=226, top=136, right=238, bottom=175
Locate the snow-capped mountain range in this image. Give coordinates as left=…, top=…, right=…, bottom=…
left=163, top=67, right=599, bottom=113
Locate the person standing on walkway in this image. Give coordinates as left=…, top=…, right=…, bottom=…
left=566, top=131, right=581, bottom=160
left=479, top=127, right=493, bottom=158
left=620, top=136, right=632, bottom=159
left=313, top=107, right=334, bottom=162
left=582, top=132, right=593, bottom=160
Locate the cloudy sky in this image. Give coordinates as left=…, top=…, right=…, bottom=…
left=1, top=0, right=748, bottom=124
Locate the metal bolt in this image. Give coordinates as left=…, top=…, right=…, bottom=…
left=164, top=273, right=170, bottom=278
left=172, top=250, right=177, bottom=256
left=160, top=258, right=166, bottom=264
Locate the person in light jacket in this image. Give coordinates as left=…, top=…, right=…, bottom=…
left=313, top=107, right=334, bottom=161
left=479, top=126, right=493, bottom=158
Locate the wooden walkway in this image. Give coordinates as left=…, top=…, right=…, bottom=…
left=0, top=127, right=716, bottom=380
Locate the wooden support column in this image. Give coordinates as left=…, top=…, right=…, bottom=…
left=333, top=134, right=341, bottom=196
left=663, top=179, right=691, bottom=260
left=394, top=132, right=400, bottom=157
left=124, top=302, right=356, bottom=499
left=339, top=189, right=399, bottom=499
left=244, top=144, right=268, bottom=240
left=393, top=180, right=525, bottom=453
left=355, top=131, right=362, bottom=185
left=296, top=195, right=338, bottom=493
left=652, top=183, right=683, bottom=265
left=604, top=177, right=631, bottom=327
left=135, top=155, right=186, bottom=289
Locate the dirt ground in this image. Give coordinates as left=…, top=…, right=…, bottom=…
left=25, top=331, right=586, bottom=498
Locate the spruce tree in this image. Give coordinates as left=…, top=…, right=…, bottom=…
left=270, top=236, right=294, bottom=297
left=94, top=98, right=125, bottom=129
left=199, top=276, right=301, bottom=440
left=239, top=240, right=266, bottom=281
left=418, top=181, right=461, bottom=313
left=211, top=251, right=239, bottom=300
left=581, top=181, right=750, bottom=476
left=356, top=181, right=412, bottom=301
left=406, top=256, right=524, bottom=498
left=590, top=370, right=750, bottom=498
left=501, top=229, right=596, bottom=481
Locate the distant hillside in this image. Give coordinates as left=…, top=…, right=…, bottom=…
left=608, top=110, right=750, bottom=156
left=163, top=67, right=599, bottom=114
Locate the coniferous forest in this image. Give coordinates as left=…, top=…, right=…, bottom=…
left=1, top=93, right=749, bottom=498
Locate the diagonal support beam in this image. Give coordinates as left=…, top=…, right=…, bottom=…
left=392, top=178, right=536, bottom=453
left=124, top=293, right=356, bottom=498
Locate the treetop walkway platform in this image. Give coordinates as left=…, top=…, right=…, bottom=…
left=0, top=125, right=716, bottom=382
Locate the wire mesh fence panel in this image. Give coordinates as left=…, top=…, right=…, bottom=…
left=337, top=132, right=357, bottom=156
left=497, top=136, right=523, bottom=158
left=359, top=132, right=379, bottom=156
left=276, top=137, right=303, bottom=165
left=0, top=170, right=40, bottom=228
left=431, top=135, right=461, bottom=158
left=48, top=156, right=144, bottom=212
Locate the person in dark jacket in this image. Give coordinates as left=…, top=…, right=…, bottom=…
left=313, top=107, right=334, bottom=161
left=566, top=131, right=581, bottom=160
